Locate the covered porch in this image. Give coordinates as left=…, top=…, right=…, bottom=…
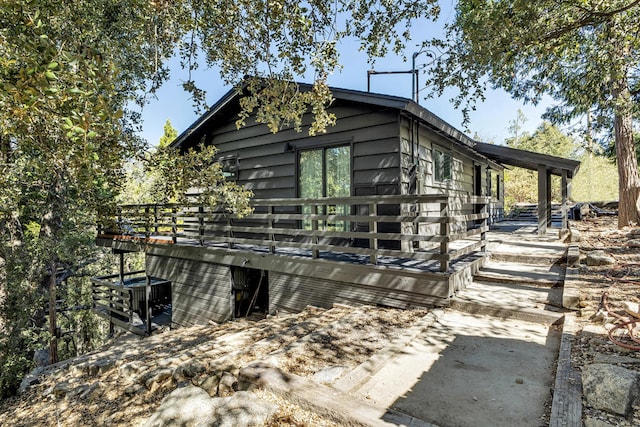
left=475, top=142, right=581, bottom=236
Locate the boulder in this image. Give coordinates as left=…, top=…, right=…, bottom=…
left=143, top=386, right=276, bottom=427
left=312, top=366, right=348, bottom=384
left=582, top=363, right=640, bottom=416
left=586, top=251, right=615, bottom=266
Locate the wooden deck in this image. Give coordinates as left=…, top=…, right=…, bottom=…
left=95, top=195, right=491, bottom=326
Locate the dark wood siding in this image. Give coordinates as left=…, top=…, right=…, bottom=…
left=146, top=254, right=232, bottom=327
left=269, top=271, right=450, bottom=312
left=203, top=102, right=401, bottom=199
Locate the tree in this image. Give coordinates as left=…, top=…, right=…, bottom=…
left=503, top=121, right=578, bottom=210
left=424, top=0, right=640, bottom=228
left=159, top=120, right=178, bottom=148
left=1, top=1, right=445, bottom=396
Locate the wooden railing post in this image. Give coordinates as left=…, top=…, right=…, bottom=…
left=480, top=198, right=488, bottom=251
left=268, top=205, right=275, bottom=254
left=198, top=205, right=205, bottom=246
left=227, top=215, right=233, bottom=249
left=311, top=204, right=319, bottom=259
left=117, top=210, right=123, bottom=235
left=154, top=205, right=159, bottom=234
left=144, top=206, right=150, bottom=238
left=171, top=206, right=177, bottom=244
left=369, top=203, right=378, bottom=265
left=440, top=198, right=450, bottom=272
left=145, top=275, right=152, bottom=336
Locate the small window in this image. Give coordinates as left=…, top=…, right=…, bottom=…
left=220, top=156, right=238, bottom=180
left=434, top=148, right=452, bottom=182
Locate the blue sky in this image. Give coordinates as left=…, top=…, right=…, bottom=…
left=136, top=4, right=554, bottom=146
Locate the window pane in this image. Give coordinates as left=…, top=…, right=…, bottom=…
left=325, top=146, right=350, bottom=231
left=325, top=146, right=350, bottom=197
left=299, top=150, right=323, bottom=198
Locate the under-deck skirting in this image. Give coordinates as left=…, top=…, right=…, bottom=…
left=127, top=239, right=487, bottom=327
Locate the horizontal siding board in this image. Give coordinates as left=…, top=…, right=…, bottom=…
left=238, top=164, right=294, bottom=181
left=354, top=170, right=399, bottom=185
left=269, top=272, right=449, bottom=312
left=353, top=153, right=400, bottom=170
left=239, top=152, right=295, bottom=169
left=209, top=104, right=397, bottom=138
left=213, top=114, right=397, bottom=152
left=353, top=138, right=399, bottom=157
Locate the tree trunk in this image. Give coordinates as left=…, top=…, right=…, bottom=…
left=48, top=268, right=58, bottom=365
left=613, top=77, right=640, bottom=228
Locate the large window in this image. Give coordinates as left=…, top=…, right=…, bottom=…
left=299, top=146, right=351, bottom=231
left=434, top=148, right=452, bottom=182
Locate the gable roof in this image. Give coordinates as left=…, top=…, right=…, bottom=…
left=170, top=81, right=580, bottom=179
left=170, top=82, right=478, bottom=150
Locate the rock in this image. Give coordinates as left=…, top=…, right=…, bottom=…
left=143, top=385, right=215, bottom=427
left=143, top=386, right=276, bottom=427
left=584, top=416, right=617, bottom=427
left=180, top=360, right=207, bottom=378
left=33, top=348, right=50, bottom=367
left=627, top=239, right=640, bottom=248
left=86, top=358, right=116, bottom=376
left=53, top=381, right=72, bottom=399
left=569, top=228, right=582, bottom=243
left=312, top=366, right=348, bottom=384
left=582, top=363, right=640, bottom=416
left=199, top=372, right=223, bottom=397
left=124, top=383, right=145, bottom=397
left=582, top=324, right=608, bottom=336
left=593, top=353, right=640, bottom=365
left=624, top=301, right=640, bottom=317
left=19, top=366, right=45, bottom=394
left=143, top=368, right=173, bottom=389
left=119, top=361, right=143, bottom=380
left=217, top=372, right=238, bottom=397
left=586, top=251, right=615, bottom=266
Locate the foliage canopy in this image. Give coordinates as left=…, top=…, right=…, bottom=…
left=424, top=0, right=640, bottom=227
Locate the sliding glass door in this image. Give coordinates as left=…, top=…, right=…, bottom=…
left=299, top=146, right=351, bottom=231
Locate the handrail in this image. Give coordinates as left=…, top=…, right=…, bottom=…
left=99, top=194, right=492, bottom=273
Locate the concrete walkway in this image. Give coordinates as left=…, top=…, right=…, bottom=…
left=350, top=311, right=561, bottom=427
left=336, top=220, right=569, bottom=426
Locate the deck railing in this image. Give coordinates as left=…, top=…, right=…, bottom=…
left=98, top=194, right=490, bottom=272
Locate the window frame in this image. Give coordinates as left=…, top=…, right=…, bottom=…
left=433, top=147, right=452, bottom=183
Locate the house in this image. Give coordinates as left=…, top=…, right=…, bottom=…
left=93, top=83, right=579, bottom=334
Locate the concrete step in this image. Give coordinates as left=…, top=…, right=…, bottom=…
left=240, top=363, right=439, bottom=427
left=474, top=260, right=565, bottom=287
left=451, top=280, right=566, bottom=325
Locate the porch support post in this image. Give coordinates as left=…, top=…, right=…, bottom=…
left=561, top=170, right=569, bottom=232
left=538, top=165, right=549, bottom=236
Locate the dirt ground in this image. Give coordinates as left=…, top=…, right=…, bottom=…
left=569, top=216, right=640, bottom=426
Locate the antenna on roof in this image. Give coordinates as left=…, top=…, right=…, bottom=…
left=366, top=50, right=434, bottom=105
